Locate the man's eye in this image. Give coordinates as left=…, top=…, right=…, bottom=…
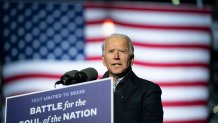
left=120, top=50, right=126, bottom=53
left=108, top=50, right=114, bottom=53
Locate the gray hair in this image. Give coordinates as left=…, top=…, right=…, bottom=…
left=101, top=33, right=134, bottom=57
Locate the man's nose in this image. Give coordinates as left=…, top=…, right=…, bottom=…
left=113, top=50, right=120, bottom=59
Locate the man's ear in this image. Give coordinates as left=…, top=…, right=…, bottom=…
left=130, top=54, right=134, bottom=60
left=102, top=56, right=106, bottom=66
left=130, top=55, right=134, bottom=66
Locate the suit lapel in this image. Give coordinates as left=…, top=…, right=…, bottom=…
left=102, top=69, right=140, bottom=103
left=121, top=71, right=139, bottom=102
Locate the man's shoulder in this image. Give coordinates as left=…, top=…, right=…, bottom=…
left=131, top=72, right=161, bottom=91
left=138, top=77, right=160, bottom=88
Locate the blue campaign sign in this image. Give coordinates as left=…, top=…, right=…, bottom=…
left=5, top=78, right=113, bottom=123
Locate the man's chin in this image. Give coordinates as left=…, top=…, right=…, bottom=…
left=109, top=67, right=131, bottom=78
left=109, top=71, right=122, bottom=77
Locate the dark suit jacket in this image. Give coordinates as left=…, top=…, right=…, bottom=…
left=102, top=68, right=163, bottom=123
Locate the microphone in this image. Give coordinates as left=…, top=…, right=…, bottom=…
left=55, top=67, right=98, bottom=86
left=55, top=70, right=79, bottom=85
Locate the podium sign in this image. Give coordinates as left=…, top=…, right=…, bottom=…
left=5, top=78, right=113, bottom=123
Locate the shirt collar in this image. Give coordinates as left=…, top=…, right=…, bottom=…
left=113, top=77, right=124, bottom=91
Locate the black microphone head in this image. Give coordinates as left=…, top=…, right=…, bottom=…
left=58, top=70, right=79, bottom=85
left=65, top=70, right=79, bottom=77
left=80, top=67, right=98, bottom=81
left=55, top=68, right=98, bottom=86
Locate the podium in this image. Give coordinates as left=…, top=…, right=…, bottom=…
left=5, top=78, right=113, bottom=123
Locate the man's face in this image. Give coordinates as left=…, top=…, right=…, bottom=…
left=102, top=37, right=133, bottom=77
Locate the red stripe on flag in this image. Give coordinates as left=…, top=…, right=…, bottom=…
left=163, top=120, right=207, bottom=123
left=86, top=57, right=208, bottom=68
left=86, top=38, right=209, bottom=50
left=86, top=56, right=102, bottom=61
left=114, top=20, right=211, bottom=32
left=85, top=3, right=211, bottom=14
left=4, top=73, right=61, bottom=84
left=134, top=61, right=209, bottom=68
left=157, top=81, right=208, bottom=87
left=4, top=73, right=208, bottom=88
left=163, top=100, right=207, bottom=107
left=86, top=37, right=105, bottom=42
left=133, top=42, right=209, bottom=50
left=86, top=20, right=105, bottom=25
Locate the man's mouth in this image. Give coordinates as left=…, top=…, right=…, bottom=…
left=112, top=63, right=121, bottom=66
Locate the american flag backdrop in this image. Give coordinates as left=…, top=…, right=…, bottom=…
left=1, top=1, right=211, bottom=123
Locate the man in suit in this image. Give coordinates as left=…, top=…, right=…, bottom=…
left=101, top=33, right=163, bottom=123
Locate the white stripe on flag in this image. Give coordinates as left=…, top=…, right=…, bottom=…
left=132, top=66, right=208, bottom=82
left=161, top=86, right=208, bottom=102
left=86, top=25, right=210, bottom=43
left=85, top=42, right=210, bottom=63
left=163, top=106, right=208, bottom=121
left=110, top=10, right=211, bottom=26
left=3, top=78, right=57, bottom=97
